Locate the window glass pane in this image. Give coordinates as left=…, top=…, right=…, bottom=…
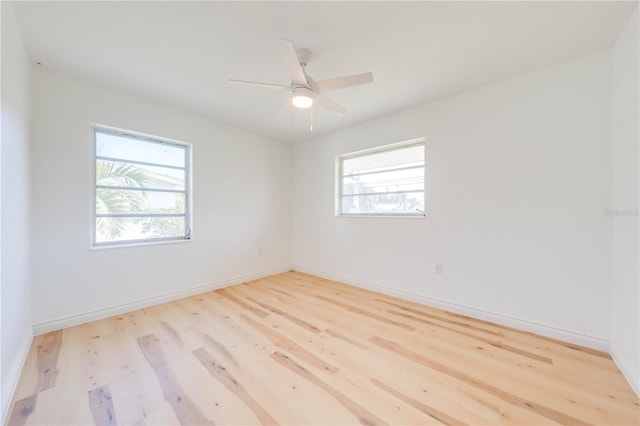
left=97, top=159, right=185, bottom=190
left=96, top=189, right=185, bottom=214
left=338, top=141, right=425, bottom=216
left=341, top=192, right=424, bottom=215
left=96, top=132, right=185, bottom=168
left=94, top=127, right=191, bottom=246
left=342, top=167, right=424, bottom=195
left=95, top=216, right=185, bottom=243
left=343, top=144, right=424, bottom=175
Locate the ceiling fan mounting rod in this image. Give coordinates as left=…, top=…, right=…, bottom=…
left=296, top=48, right=313, bottom=66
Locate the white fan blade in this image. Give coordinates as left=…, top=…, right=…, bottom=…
left=315, top=94, right=346, bottom=115
left=315, top=72, right=373, bottom=92
left=278, top=39, right=307, bottom=86
left=229, top=79, right=290, bottom=90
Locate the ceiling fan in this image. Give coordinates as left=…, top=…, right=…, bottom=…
left=229, top=39, right=374, bottom=115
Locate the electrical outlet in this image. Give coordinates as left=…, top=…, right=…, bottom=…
left=434, top=264, right=443, bottom=275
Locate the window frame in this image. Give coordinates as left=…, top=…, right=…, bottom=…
left=91, top=125, right=193, bottom=248
left=336, top=138, right=426, bottom=218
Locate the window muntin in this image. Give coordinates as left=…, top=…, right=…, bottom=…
left=338, top=140, right=425, bottom=216
left=93, top=127, right=192, bottom=246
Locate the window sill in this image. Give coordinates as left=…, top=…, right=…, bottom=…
left=335, top=214, right=426, bottom=219
left=90, top=238, right=192, bottom=251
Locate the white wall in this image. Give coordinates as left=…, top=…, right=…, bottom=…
left=611, top=6, right=639, bottom=396
left=30, top=68, right=292, bottom=330
left=1, top=1, right=33, bottom=421
left=293, top=51, right=613, bottom=348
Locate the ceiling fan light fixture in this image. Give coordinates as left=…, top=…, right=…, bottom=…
left=292, top=95, right=313, bottom=108
left=229, top=40, right=372, bottom=116
left=292, top=87, right=314, bottom=109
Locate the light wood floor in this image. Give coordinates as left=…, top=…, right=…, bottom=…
left=8, top=271, right=640, bottom=425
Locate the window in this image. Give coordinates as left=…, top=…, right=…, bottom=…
left=337, top=139, right=425, bottom=216
left=93, top=126, right=192, bottom=246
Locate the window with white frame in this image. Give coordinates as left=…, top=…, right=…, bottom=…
left=337, top=139, right=426, bottom=216
left=93, top=127, right=192, bottom=246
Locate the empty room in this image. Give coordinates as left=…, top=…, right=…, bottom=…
left=2, top=1, right=639, bottom=425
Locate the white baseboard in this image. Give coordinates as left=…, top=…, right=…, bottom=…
left=1, top=328, right=33, bottom=425
left=292, top=265, right=610, bottom=352
left=33, top=266, right=293, bottom=335
left=611, top=341, right=640, bottom=397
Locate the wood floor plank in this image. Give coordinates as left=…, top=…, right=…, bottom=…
left=8, top=272, right=639, bottom=425
left=88, top=385, right=118, bottom=426
left=108, top=365, right=163, bottom=425
left=320, top=325, right=525, bottom=424
left=193, top=347, right=278, bottom=425
left=371, top=316, right=636, bottom=421
left=217, top=288, right=269, bottom=318
left=245, top=295, right=322, bottom=334
left=7, top=394, right=37, bottom=426
left=243, top=279, right=345, bottom=332
left=357, top=283, right=610, bottom=363
left=137, top=334, right=213, bottom=425
left=36, top=330, right=63, bottom=392
left=270, top=351, right=387, bottom=426
left=371, top=378, right=464, bottom=425
left=370, top=335, right=590, bottom=425
left=296, top=272, right=628, bottom=411
left=387, top=308, right=554, bottom=364
left=316, top=294, right=416, bottom=331
left=376, top=298, right=503, bottom=336
left=240, top=313, right=339, bottom=374
left=324, top=328, right=369, bottom=349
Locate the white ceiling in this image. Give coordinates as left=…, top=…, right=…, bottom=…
left=13, top=1, right=637, bottom=143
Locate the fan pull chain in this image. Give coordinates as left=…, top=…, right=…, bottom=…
left=310, top=106, right=314, bottom=131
